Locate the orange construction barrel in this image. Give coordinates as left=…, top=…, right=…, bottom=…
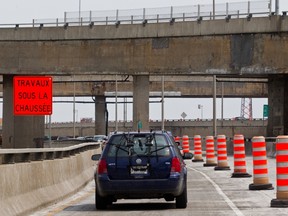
left=271, top=135, right=288, bottom=207
left=249, top=136, right=273, bottom=190
left=215, top=135, right=230, bottom=171
left=231, top=134, right=251, bottom=178
left=182, top=135, right=190, bottom=153
left=192, top=135, right=204, bottom=162
left=203, top=136, right=217, bottom=167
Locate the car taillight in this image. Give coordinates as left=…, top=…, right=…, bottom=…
left=171, top=157, right=181, bottom=173
left=97, top=159, right=107, bottom=174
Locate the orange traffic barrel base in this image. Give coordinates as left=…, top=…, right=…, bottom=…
left=203, top=162, right=217, bottom=167
left=249, top=183, right=274, bottom=190
left=215, top=166, right=230, bottom=171
left=231, top=172, right=252, bottom=178
left=192, top=158, right=204, bottom=162
left=271, top=199, right=288, bottom=208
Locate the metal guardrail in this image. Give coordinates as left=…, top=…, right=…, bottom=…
left=0, top=0, right=272, bottom=28
left=0, top=142, right=100, bottom=164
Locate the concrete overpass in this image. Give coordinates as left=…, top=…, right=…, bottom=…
left=50, top=76, right=269, bottom=98
left=2, top=3, right=288, bottom=215
left=1, top=15, right=288, bottom=148
left=0, top=75, right=268, bottom=97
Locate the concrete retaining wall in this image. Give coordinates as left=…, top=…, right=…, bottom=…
left=46, top=119, right=268, bottom=139
left=0, top=148, right=100, bottom=216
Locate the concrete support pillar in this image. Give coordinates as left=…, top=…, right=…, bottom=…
left=2, top=75, right=44, bottom=148
left=133, top=75, right=149, bottom=131
left=267, top=75, right=288, bottom=137
left=94, top=95, right=106, bottom=135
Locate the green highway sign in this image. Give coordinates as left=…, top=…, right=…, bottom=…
left=263, top=104, right=269, bottom=117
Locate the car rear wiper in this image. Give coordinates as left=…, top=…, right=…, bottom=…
left=152, top=133, right=159, bottom=162
left=114, top=134, right=130, bottom=168
left=144, top=133, right=160, bottom=162
left=123, top=133, right=136, bottom=171
left=149, top=145, right=170, bottom=155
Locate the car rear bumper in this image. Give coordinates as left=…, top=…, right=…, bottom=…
left=96, top=173, right=185, bottom=198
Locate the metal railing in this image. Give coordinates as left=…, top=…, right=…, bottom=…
left=0, top=0, right=273, bottom=28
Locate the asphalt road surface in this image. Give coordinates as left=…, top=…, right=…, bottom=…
left=32, top=157, right=288, bottom=216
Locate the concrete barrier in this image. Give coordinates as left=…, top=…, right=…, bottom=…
left=0, top=143, right=100, bottom=216
left=266, top=139, right=276, bottom=158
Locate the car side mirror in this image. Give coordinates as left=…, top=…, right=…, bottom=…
left=175, top=142, right=182, bottom=150
left=183, top=152, right=193, bottom=160
left=91, top=154, right=101, bottom=161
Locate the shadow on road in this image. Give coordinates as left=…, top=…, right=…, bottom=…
left=107, top=202, right=176, bottom=211
left=62, top=202, right=175, bottom=212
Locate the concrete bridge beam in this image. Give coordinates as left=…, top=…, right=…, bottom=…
left=49, top=79, right=268, bottom=98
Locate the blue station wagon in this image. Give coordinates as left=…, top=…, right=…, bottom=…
left=91, top=131, right=192, bottom=209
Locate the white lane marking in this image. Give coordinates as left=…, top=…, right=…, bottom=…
left=187, top=166, right=244, bottom=216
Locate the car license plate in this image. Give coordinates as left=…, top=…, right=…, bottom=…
left=130, top=166, right=148, bottom=175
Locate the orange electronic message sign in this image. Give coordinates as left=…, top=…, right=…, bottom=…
left=13, top=76, right=53, bottom=115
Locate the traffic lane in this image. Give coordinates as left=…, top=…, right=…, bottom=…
left=97, top=162, right=235, bottom=215
left=189, top=156, right=287, bottom=216
left=36, top=160, right=237, bottom=216
left=186, top=165, right=236, bottom=216
left=32, top=157, right=287, bottom=216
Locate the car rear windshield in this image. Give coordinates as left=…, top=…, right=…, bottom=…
left=107, top=133, right=171, bottom=157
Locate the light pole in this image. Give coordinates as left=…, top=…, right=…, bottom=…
left=213, top=0, right=215, bottom=20
left=79, top=0, right=81, bottom=25
left=161, top=76, right=165, bottom=131
left=115, top=75, right=118, bottom=131
left=213, top=75, right=217, bottom=137
left=73, top=75, right=76, bottom=138
left=275, top=0, right=279, bottom=15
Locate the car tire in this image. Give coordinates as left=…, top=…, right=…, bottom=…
left=175, top=185, right=187, bottom=209
left=95, top=187, right=108, bottom=210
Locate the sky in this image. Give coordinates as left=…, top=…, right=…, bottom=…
left=0, top=0, right=286, bottom=122
left=0, top=0, right=285, bottom=24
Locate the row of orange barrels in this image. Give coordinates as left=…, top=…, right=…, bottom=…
left=175, top=134, right=288, bottom=208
